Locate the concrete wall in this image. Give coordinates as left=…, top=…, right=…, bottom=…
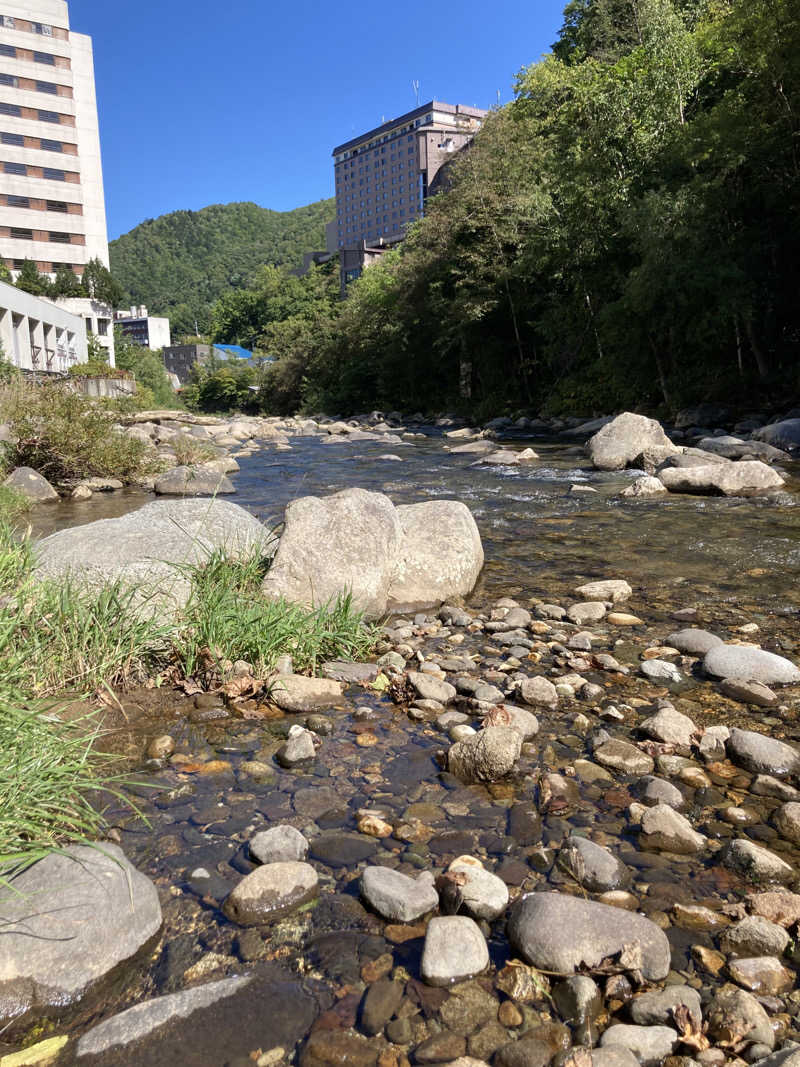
left=53, top=293, right=114, bottom=364
left=0, top=276, right=87, bottom=371
left=70, top=375, right=135, bottom=398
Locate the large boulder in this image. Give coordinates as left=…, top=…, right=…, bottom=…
left=3, top=466, right=58, bottom=502
left=704, top=645, right=800, bottom=686
left=659, top=461, right=784, bottom=496
left=752, top=418, right=800, bottom=452
left=508, top=892, right=671, bottom=981
left=586, top=413, right=678, bottom=471
left=387, top=501, right=483, bottom=613
left=0, top=844, right=161, bottom=1024
left=33, top=499, right=272, bottom=622
left=154, top=465, right=236, bottom=496
left=262, top=488, right=483, bottom=619
left=448, top=726, right=522, bottom=784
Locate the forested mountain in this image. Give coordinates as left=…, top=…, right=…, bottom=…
left=233, top=0, right=796, bottom=418
left=109, top=200, right=335, bottom=337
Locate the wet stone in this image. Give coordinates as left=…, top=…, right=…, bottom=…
left=719, top=916, right=790, bottom=958
left=726, top=728, right=800, bottom=778
left=311, top=833, right=379, bottom=868
left=420, top=916, right=489, bottom=986
left=705, top=985, right=775, bottom=1050
left=361, top=866, right=439, bottom=922
left=557, top=835, right=631, bottom=893
left=594, top=739, right=654, bottom=776
left=414, top=1030, right=467, bottom=1063
left=360, top=979, right=405, bottom=1037
left=493, top=1023, right=571, bottom=1067
left=628, top=985, right=702, bottom=1026
left=439, top=981, right=499, bottom=1036
left=667, top=629, right=724, bottom=656
left=249, top=825, right=309, bottom=865
left=223, top=861, right=318, bottom=925
left=727, top=956, right=794, bottom=995
left=300, top=1030, right=379, bottom=1067
left=723, top=839, right=795, bottom=885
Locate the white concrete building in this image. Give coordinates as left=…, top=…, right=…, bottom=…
left=114, top=305, right=171, bottom=351
left=0, top=275, right=86, bottom=370
left=0, top=0, right=109, bottom=280
left=54, top=293, right=113, bottom=363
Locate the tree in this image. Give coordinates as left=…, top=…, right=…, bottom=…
left=51, top=265, right=83, bottom=297
left=15, top=259, right=49, bottom=296
left=113, top=327, right=175, bottom=407
left=81, top=258, right=124, bottom=307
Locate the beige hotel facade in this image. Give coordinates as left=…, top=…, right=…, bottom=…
left=0, top=0, right=109, bottom=280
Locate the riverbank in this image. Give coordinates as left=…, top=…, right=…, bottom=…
left=1, top=410, right=799, bottom=1067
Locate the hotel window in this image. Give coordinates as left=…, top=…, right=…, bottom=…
left=10, top=228, right=33, bottom=240
left=38, top=110, right=59, bottom=123
left=8, top=194, right=29, bottom=207
left=0, top=44, right=14, bottom=58
left=0, top=74, right=19, bottom=87
left=4, top=161, right=26, bottom=174
left=46, top=199, right=68, bottom=212
left=0, top=102, right=21, bottom=116
left=40, top=138, right=62, bottom=152
left=2, top=15, right=15, bottom=28
left=32, top=22, right=53, bottom=36
left=36, top=81, right=58, bottom=95
left=12, top=259, right=25, bottom=270
left=33, top=51, right=55, bottom=65
left=42, top=167, right=65, bottom=180
left=49, top=231, right=70, bottom=242
left=1, top=132, right=23, bottom=146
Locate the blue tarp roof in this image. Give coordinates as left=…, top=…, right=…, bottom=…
left=214, top=344, right=253, bottom=360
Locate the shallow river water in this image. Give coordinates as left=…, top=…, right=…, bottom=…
left=13, top=431, right=800, bottom=1066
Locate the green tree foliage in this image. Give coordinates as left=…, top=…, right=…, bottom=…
left=296, top=0, right=799, bottom=416
left=81, top=258, right=123, bottom=306
left=14, top=260, right=49, bottom=296
left=109, top=200, right=335, bottom=337
left=51, top=265, right=83, bottom=298
left=113, top=328, right=175, bottom=408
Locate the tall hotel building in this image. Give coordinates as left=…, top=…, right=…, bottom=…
left=332, top=100, right=487, bottom=286
left=0, top=0, right=109, bottom=279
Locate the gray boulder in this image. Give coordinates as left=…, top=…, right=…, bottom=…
left=76, top=976, right=251, bottom=1057
left=660, top=461, right=784, bottom=496
left=407, top=670, right=457, bottom=705
left=508, top=892, right=671, bottom=981
left=558, top=835, right=631, bottom=893
left=574, top=579, right=632, bottom=603
left=0, top=845, right=161, bottom=1021
left=620, top=476, right=667, bottom=498
left=360, top=866, right=438, bottom=922
left=705, top=647, right=800, bottom=687
left=696, top=436, right=787, bottom=462
left=448, top=858, right=509, bottom=921
left=448, top=726, right=522, bottom=784
left=726, top=728, right=800, bottom=776
left=753, top=418, right=800, bottom=452
left=629, top=985, right=702, bottom=1026
left=154, top=465, right=235, bottom=496
left=249, top=825, right=309, bottom=865
left=223, top=861, right=318, bottom=924
left=723, top=840, right=795, bottom=885
left=33, top=499, right=271, bottom=622
left=518, top=676, right=559, bottom=709
left=421, top=916, right=489, bottom=986
left=640, top=804, right=707, bottom=854
left=720, top=679, right=779, bottom=707
left=3, top=466, right=58, bottom=502
left=587, top=413, right=678, bottom=471
left=270, top=675, right=344, bottom=713
left=638, top=706, right=696, bottom=748
left=667, top=628, right=724, bottom=656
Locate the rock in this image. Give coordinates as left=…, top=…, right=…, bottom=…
left=449, top=440, right=496, bottom=454
left=360, top=978, right=404, bottom=1037
left=33, top=499, right=271, bottom=622
left=620, top=476, right=667, bottom=498
left=640, top=659, right=682, bottom=684
left=407, top=671, right=457, bottom=704
left=590, top=1051, right=641, bottom=1067
left=154, top=465, right=235, bottom=496
left=223, top=861, right=318, bottom=924
left=725, top=728, right=800, bottom=776
left=322, top=660, right=380, bottom=684
left=71, top=484, right=93, bottom=501
left=607, top=613, right=643, bottom=626
left=440, top=981, right=501, bottom=1035
left=493, top=1023, right=571, bottom=1067
left=483, top=704, right=539, bottom=740
left=508, top=892, right=671, bottom=981
left=76, top=976, right=251, bottom=1057
left=705, top=986, right=775, bottom=1050
left=0, top=844, right=161, bottom=1021
left=748, top=890, right=800, bottom=927
left=629, top=985, right=702, bottom=1026
left=720, top=678, right=779, bottom=707
left=309, top=833, right=377, bottom=868
left=594, top=739, right=654, bottom=776
left=567, top=602, right=607, bottom=625
left=727, top=956, right=795, bottom=995
left=667, top=629, right=724, bottom=656
left=752, top=418, right=800, bottom=452
left=3, top=466, right=58, bottom=502
left=660, top=461, right=784, bottom=496
left=447, top=857, right=509, bottom=921
left=599, top=1024, right=679, bottom=1066
left=271, top=676, right=344, bottom=713
left=481, top=450, right=522, bottom=465
left=573, top=580, right=633, bottom=603
left=519, top=676, right=559, bottom=709
left=301, top=1031, right=378, bottom=1067
left=249, top=826, right=309, bottom=865
left=276, top=725, right=317, bottom=767
left=447, top=727, right=522, bottom=784
left=360, top=866, right=439, bottom=922
left=774, top=803, right=800, bottom=844
left=640, top=804, right=707, bottom=854
left=388, top=500, right=484, bottom=613
left=587, top=413, right=678, bottom=471
left=421, top=917, right=489, bottom=986
left=639, top=707, right=696, bottom=748
left=723, top=840, right=794, bottom=885
left=719, top=916, right=790, bottom=958
left=638, top=776, right=685, bottom=809
left=706, top=646, right=800, bottom=686
left=415, top=1031, right=467, bottom=1063
left=262, top=489, right=483, bottom=619
left=558, top=835, right=631, bottom=893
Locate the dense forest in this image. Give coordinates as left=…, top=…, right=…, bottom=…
left=109, top=200, right=335, bottom=337
left=198, top=0, right=797, bottom=418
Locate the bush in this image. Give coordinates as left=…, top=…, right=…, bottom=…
left=0, top=378, right=155, bottom=483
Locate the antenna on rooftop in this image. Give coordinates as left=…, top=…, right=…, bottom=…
left=412, top=79, right=420, bottom=106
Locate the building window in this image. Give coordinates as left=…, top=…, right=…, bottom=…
left=37, top=110, right=59, bottom=123
left=42, top=167, right=65, bottom=180
left=3, top=161, right=26, bottom=174
left=1, top=132, right=23, bottom=146
left=10, top=228, right=33, bottom=240
left=0, top=74, right=19, bottom=87
left=84, top=317, right=92, bottom=333
left=51, top=262, right=73, bottom=271
left=2, top=15, right=15, bottom=28
left=40, top=138, right=62, bottom=152
left=8, top=194, right=29, bottom=207
left=0, top=103, right=21, bottom=116
left=0, top=44, right=15, bottom=58
left=12, top=259, right=25, bottom=269
left=49, top=231, right=70, bottom=242
left=33, top=51, right=55, bottom=65
left=46, top=199, right=68, bottom=212
left=32, top=22, right=53, bottom=36
left=36, top=81, right=58, bottom=95
left=96, top=319, right=109, bottom=336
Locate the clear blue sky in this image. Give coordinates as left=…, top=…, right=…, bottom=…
left=68, top=1, right=567, bottom=241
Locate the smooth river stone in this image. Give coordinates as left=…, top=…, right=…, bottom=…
left=223, top=861, right=318, bottom=924
left=360, top=866, right=438, bottom=922
left=421, top=916, right=489, bottom=986
left=726, top=728, right=800, bottom=778
left=704, top=644, right=800, bottom=686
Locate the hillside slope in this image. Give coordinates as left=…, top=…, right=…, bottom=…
left=109, top=199, right=335, bottom=337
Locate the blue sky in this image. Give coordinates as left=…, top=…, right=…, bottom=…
left=68, top=1, right=567, bottom=241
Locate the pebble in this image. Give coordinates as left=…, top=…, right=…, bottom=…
left=420, top=916, right=489, bottom=986
left=249, top=826, right=309, bottom=865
